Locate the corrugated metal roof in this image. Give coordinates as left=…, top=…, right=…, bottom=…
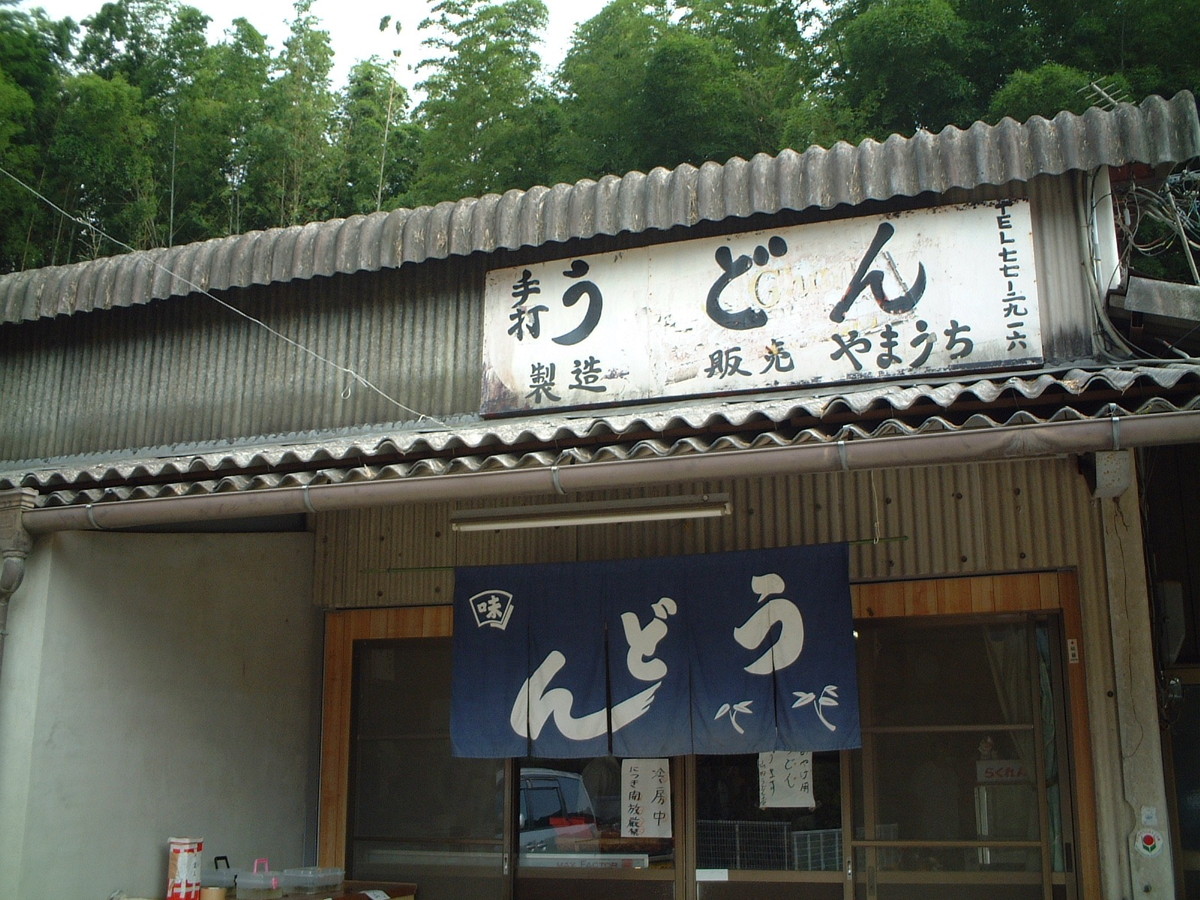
left=2, top=92, right=1197, bottom=325
left=5, top=363, right=1197, bottom=508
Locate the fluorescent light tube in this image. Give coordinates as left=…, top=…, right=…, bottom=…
left=450, top=494, right=731, bottom=532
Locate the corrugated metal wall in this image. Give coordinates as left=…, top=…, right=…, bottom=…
left=1028, top=176, right=1095, bottom=362
left=0, top=257, right=485, bottom=460
left=313, top=456, right=1106, bottom=611
left=0, top=179, right=1094, bottom=463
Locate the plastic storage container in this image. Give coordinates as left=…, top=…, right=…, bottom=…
left=236, top=859, right=282, bottom=900
left=280, top=867, right=345, bottom=894
left=202, top=856, right=239, bottom=895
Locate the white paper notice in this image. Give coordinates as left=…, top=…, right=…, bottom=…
left=621, top=758, right=672, bottom=838
left=758, top=751, right=816, bottom=809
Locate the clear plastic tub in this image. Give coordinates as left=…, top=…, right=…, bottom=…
left=201, top=867, right=239, bottom=890
left=237, top=859, right=281, bottom=900
left=280, top=866, right=345, bottom=893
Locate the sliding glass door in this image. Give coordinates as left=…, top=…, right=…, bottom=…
left=513, top=755, right=677, bottom=900
left=850, top=617, right=1076, bottom=900
left=694, top=751, right=845, bottom=900
left=334, top=611, right=1079, bottom=900
left=347, top=638, right=507, bottom=899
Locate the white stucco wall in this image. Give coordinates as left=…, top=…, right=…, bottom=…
left=0, top=530, right=319, bottom=899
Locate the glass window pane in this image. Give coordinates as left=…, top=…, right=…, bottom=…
left=518, top=878, right=675, bottom=900
left=870, top=731, right=1038, bottom=843
left=355, top=639, right=453, bottom=736
left=354, top=737, right=502, bottom=843
left=850, top=617, right=1061, bottom=894
left=1173, top=682, right=1200, bottom=851
left=696, top=753, right=841, bottom=871
left=516, top=757, right=675, bottom=871
left=862, top=624, right=1032, bottom=728
left=349, top=639, right=504, bottom=900
left=855, top=885, right=1044, bottom=900
left=1171, top=681, right=1200, bottom=897
left=856, top=843, right=1043, bottom=876
left=701, top=884, right=841, bottom=900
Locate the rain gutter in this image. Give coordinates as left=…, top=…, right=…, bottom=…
left=19, top=410, right=1200, bottom=535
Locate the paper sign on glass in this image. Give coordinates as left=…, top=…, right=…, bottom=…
left=622, top=758, right=672, bottom=839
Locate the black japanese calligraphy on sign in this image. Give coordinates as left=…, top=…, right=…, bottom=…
left=830, top=330, right=872, bottom=372
left=758, top=751, right=815, bottom=809
left=486, top=200, right=1040, bottom=416
left=526, top=362, right=560, bottom=403
left=995, top=201, right=1031, bottom=352
left=944, top=320, right=974, bottom=358
left=621, top=758, right=671, bottom=838
left=705, top=347, right=752, bottom=379
left=706, top=236, right=788, bottom=330
left=507, top=261, right=603, bottom=346
left=552, top=259, right=603, bottom=346
left=909, top=319, right=936, bottom=367
left=829, top=222, right=927, bottom=324
left=761, top=339, right=796, bottom=374
left=876, top=324, right=901, bottom=369
left=828, top=319, right=974, bottom=373
left=508, top=270, right=548, bottom=341
left=570, top=356, right=607, bottom=392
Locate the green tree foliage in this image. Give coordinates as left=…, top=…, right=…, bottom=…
left=1, top=0, right=1198, bottom=273
left=554, top=0, right=671, bottom=179
left=101, top=0, right=237, bottom=247
left=76, top=0, right=209, bottom=104
left=557, top=1, right=818, bottom=177
left=49, top=72, right=158, bottom=258
left=167, top=17, right=271, bottom=241
left=409, top=0, right=550, bottom=204
left=1035, top=0, right=1199, bottom=102
left=332, top=57, right=418, bottom=215
left=830, top=0, right=979, bottom=136
left=244, top=0, right=339, bottom=226
left=0, top=65, right=33, bottom=155
left=677, top=0, right=817, bottom=151
left=634, top=30, right=764, bottom=169
left=986, top=64, right=1095, bottom=124
left=147, top=5, right=243, bottom=247
left=817, top=0, right=1199, bottom=138
left=0, top=2, right=69, bottom=116
left=0, top=2, right=75, bottom=270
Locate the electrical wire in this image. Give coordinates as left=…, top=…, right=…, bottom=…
left=1098, top=166, right=1200, bottom=363
left=0, top=165, right=449, bottom=429
left=1082, top=170, right=1151, bottom=362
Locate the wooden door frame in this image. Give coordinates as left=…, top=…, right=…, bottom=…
left=317, top=606, right=453, bottom=869
left=317, top=572, right=1099, bottom=899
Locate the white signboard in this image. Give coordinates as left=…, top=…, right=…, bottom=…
left=976, top=759, right=1031, bottom=784
left=758, top=751, right=816, bottom=809
left=519, top=852, right=650, bottom=868
left=621, top=758, right=672, bottom=839
left=482, top=200, right=1040, bottom=414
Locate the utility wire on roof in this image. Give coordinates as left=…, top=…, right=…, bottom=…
left=0, top=165, right=449, bottom=430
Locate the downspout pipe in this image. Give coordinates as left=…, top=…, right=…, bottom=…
left=19, top=410, right=1200, bottom=535
left=0, top=489, right=36, bottom=680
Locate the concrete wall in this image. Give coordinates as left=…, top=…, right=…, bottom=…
left=0, top=530, right=319, bottom=899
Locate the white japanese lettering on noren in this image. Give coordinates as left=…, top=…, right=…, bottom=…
left=622, top=596, right=677, bottom=681
left=734, top=573, right=805, bottom=674
left=510, top=596, right=677, bottom=742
